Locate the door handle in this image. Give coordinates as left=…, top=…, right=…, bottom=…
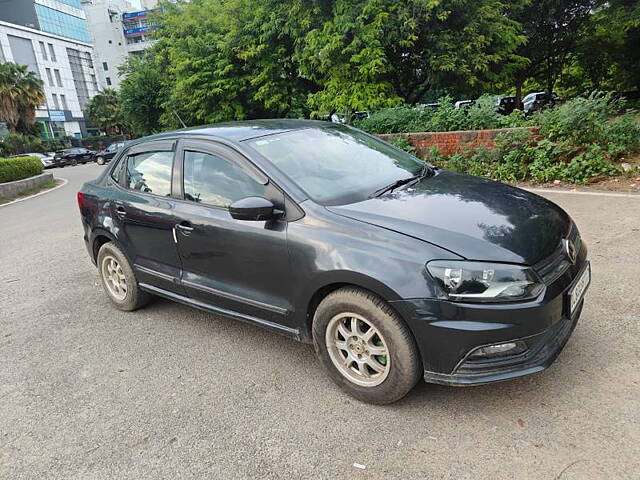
left=115, top=206, right=126, bottom=217
left=176, top=222, right=194, bottom=234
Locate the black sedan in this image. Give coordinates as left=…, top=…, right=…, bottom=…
left=78, top=120, right=590, bottom=404
left=94, top=141, right=127, bottom=165
left=53, top=148, right=95, bottom=167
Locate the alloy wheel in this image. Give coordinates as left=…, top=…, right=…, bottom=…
left=101, top=255, right=127, bottom=301
left=325, top=312, right=391, bottom=387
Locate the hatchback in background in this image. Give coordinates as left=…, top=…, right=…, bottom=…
left=78, top=120, right=589, bottom=404
left=10, top=152, right=55, bottom=169
left=53, top=148, right=95, bottom=167
left=94, top=142, right=127, bottom=165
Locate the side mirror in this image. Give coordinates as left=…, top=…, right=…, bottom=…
left=229, top=196, right=282, bottom=221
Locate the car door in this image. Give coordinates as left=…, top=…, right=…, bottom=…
left=171, top=139, right=295, bottom=330
left=111, top=140, right=186, bottom=296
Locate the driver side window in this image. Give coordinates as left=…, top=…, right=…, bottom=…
left=183, top=151, right=266, bottom=208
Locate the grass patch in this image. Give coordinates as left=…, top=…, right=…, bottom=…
left=0, top=179, right=62, bottom=205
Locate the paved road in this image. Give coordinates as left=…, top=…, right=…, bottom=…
left=1, top=163, right=638, bottom=479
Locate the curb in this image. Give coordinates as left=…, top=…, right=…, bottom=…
left=0, top=177, right=68, bottom=208
left=523, top=187, right=640, bottom=198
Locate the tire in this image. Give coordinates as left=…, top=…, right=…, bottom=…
left=97, top=242, right=151, bottom=311
left=312, top=287, right=422, bottom=404
left=96, top=156, right=105, bottom=165
left=71, top=159, right=78, bottom=166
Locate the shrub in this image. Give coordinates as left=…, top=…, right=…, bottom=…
left=0, top=156, right=43, bottom=183
left=355, top=106, right=432, bottom=134
left=387, top=136, right=417, bottom=155
left=0, top=133, right=71, bottom=156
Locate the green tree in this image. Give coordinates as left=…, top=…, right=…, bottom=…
left=562, top=0, right=640, bottom=94
left=0, top=62, right=45, bottom=133
left=86, top=88, right=127, bottom=134
left=118, top=53, right=166, bottom=135
left=508, top=0, right=600, bottom=104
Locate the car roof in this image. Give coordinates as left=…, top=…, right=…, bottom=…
left=131, top=119, right=330, bottom=145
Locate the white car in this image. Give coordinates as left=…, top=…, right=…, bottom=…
left=10, top=152, right=55, bottom=169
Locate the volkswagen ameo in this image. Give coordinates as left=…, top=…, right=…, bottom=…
left=78, top=120, right=589, bottom=404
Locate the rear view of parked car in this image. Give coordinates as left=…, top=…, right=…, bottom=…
left=94, top=142, right=126, bottom=165
left=523, top=92, right=559, bottom=115
left=53, top=148, right=95, bottom=167
left=78, top=120, right=589, bottom=405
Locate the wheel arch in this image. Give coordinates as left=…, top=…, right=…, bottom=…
left=298, top=271, right=405, bottom=343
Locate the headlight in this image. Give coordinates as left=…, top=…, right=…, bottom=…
left=426, top=260, right=544, bottom=303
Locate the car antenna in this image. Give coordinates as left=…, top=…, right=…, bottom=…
left=173, top=110, right=187, bottom=128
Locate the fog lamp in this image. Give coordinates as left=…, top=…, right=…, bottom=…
left=468, top=341, right=527, bottom=360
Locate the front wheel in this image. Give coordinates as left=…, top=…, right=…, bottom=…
left=312, top=287, right=422, bottom=404
left=71, top=159, right=78, bottom=166
left=96, top=156, right=105, bottom=165
left=97, top=242, right=151, bottom=311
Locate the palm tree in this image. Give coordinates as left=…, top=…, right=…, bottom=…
left=86, top=88, right=128, bottom=135
left=0, top=62, right=45, bottom=133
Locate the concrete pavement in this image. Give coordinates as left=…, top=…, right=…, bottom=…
left=1, top=163, right=638, bottom=479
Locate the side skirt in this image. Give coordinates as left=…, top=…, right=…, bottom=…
left=139, top=282, right=302, bottom=341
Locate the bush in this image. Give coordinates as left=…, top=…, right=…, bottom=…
left=0, top=156, right=43, bottom=183
left=387, top=136, right=417, bottom=155
left=356, top=95, right=528, bottom=134
left=0, top=133, right=71, bottom=156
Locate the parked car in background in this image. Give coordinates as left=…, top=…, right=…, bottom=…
left=495, top=95, right=517, bottom=115
left=522, top=92, right=560, bottom=115
left=330, top=111, right=370, bottom=123
left=53, top=148, right=95, bottom=167
left=94, top=142, right=127, bottom=165
left=78, top=119, right=590, bottom=405
left=10, top=152, right=55, bottom=169
left=454, top=100, right=474, bottom=109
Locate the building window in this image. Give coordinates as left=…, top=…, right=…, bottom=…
left=60, top=94, right=68, bottom=110
left=102, top=62, right=108, bottom=71
left=52, top=93, right=60, bottom=109
left=54, top=69, right=63, bottom=87
left=39, top=41, right=48, bottom=60
left=34, top=4, right=91, bottom=43
left=48, top=44, right=57, bottom=62
left=45, top=68, right=55, bottom=86
left=106, top=77, right=112, bottom=86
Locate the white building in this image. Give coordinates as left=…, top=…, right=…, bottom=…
left=82, top=0, right=159, bottom=88
left=81, top=0, right=133, bottom=89
left=0, top=20, right=101, bottom=138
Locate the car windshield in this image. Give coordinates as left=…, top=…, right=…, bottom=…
left=245, top=126, right=424, bottom=205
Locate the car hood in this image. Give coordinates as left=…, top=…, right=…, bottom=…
left=327, top=170, right=571, bottom=265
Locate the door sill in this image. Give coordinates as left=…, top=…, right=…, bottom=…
left=139, top=283, right=301, bottom=340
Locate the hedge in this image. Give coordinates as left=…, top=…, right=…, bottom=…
left=0, top=156, right=43, bottom=183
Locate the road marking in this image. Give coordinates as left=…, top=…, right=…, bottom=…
left=524, top=187, right=640, bottom=198
left=0, top=177, right=68, bottom=208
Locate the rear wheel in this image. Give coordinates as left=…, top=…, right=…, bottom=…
left=71, top=159, right=78, bottom=166
left=312, top=287, right=422, bottom=404
left=96, top=156, right=105, bottom=165
left=97, top=242, right=151, bottom=311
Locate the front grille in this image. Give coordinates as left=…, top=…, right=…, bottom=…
left=534, top=224, right=581, bottom=285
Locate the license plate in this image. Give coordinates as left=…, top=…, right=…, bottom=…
left=568, top=263, right=590, bottom=316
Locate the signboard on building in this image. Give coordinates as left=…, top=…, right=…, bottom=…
left=49, top=110, right=66, bottom=122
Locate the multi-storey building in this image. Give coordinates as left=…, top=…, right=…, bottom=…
left=81, top=0, right=158, bottom=88
left=0, top=1, right=101, bottom=138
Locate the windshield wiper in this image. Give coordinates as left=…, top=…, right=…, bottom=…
left=370, top=163, right=435, bottom=198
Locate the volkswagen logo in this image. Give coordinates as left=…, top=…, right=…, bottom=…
left=563, top=238, right=577, bottom=264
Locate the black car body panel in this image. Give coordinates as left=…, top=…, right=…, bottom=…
left=79, top=120, right=588, bottom=386
left=54, top=148, right=94, bottom=166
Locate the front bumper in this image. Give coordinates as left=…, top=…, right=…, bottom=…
left=391, top=254, right=589, bottom=386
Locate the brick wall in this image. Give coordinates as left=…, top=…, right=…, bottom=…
left=379, top=126, right=539, bottom=156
